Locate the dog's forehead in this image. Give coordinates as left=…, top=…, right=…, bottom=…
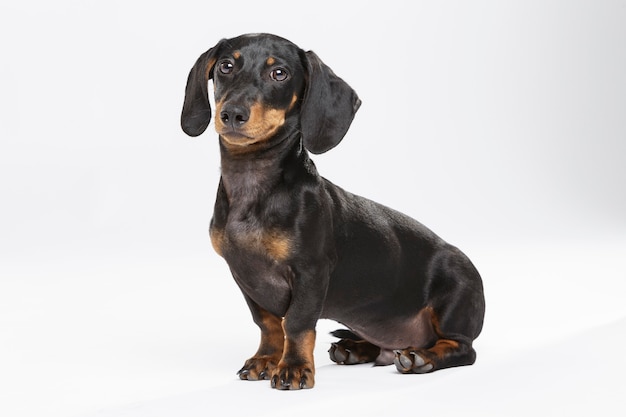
left=224, top=34, right=301, bottom=63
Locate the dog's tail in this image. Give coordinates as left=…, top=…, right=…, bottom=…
left=330, top=329, right=363, bottom=341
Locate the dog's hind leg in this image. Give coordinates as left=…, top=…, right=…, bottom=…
left=394, top=248, right=485, bottom=374
left=392, top=301, right=481, bottom=373
left=393, top=337, right=477, bottom=373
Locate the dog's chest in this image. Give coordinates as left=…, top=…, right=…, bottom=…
left=209, top=165, right=305, bottom=314
left=212, top=167, right=298, bottom=259
left=211, top=221, right=292, bottom=263
left=210, top=214, right=294, bottom=316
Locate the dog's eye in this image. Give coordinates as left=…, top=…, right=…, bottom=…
left=218, top=61, right=234, bottom=75
left=270, top=68, right=289, bottom=82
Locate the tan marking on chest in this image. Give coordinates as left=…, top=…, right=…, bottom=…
left=261, top=231, right=292, bottom=261
left=210, top=228, right=225, bottom=257
left=226, top=229, right=292, bottom=262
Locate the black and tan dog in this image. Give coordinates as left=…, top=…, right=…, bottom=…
left=181, top=33, right=485, bottom=390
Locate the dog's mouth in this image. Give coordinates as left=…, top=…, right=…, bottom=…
left=215, top=101, right=287, bottom=147
left=218, top=130, right=262, bottom=147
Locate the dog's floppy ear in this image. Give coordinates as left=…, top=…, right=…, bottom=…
left=300, top=51, right=361, bottom=154
left=181, top=42, right=223, bottom=137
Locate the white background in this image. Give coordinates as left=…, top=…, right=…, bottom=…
left=1, top=1, right=625, bottom=416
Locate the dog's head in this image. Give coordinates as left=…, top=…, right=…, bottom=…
left=181, top=33, right=361, bottom=154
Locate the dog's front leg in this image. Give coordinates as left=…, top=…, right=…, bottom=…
left=237, top=297, right=285, bottom=382
left=237, top=286, right=323, bottom=389
left=271, top=321, right=316, bottom=390
left=271, top=264, right=330, bottom=390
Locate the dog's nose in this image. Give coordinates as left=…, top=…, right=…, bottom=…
left=220, top=105, right=249, bottom=127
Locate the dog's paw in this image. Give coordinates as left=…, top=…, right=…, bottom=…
left=270, top=362, right=315, bottom=390
left=328, top=341, right=353, bottom=364
left=237, top=355, right=278, bottom=381
left=328, top=339, right=380, bottom=365
left=393, top=349, right=434, bottom=374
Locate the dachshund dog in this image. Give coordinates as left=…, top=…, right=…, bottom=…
left=181, top=33, right=485, bottom=390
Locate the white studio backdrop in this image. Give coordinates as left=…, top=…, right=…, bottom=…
left=1, top=1, right=625, bottom=416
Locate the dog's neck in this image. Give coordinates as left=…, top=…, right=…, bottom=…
left=218, top=131, right=314, bottom=202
